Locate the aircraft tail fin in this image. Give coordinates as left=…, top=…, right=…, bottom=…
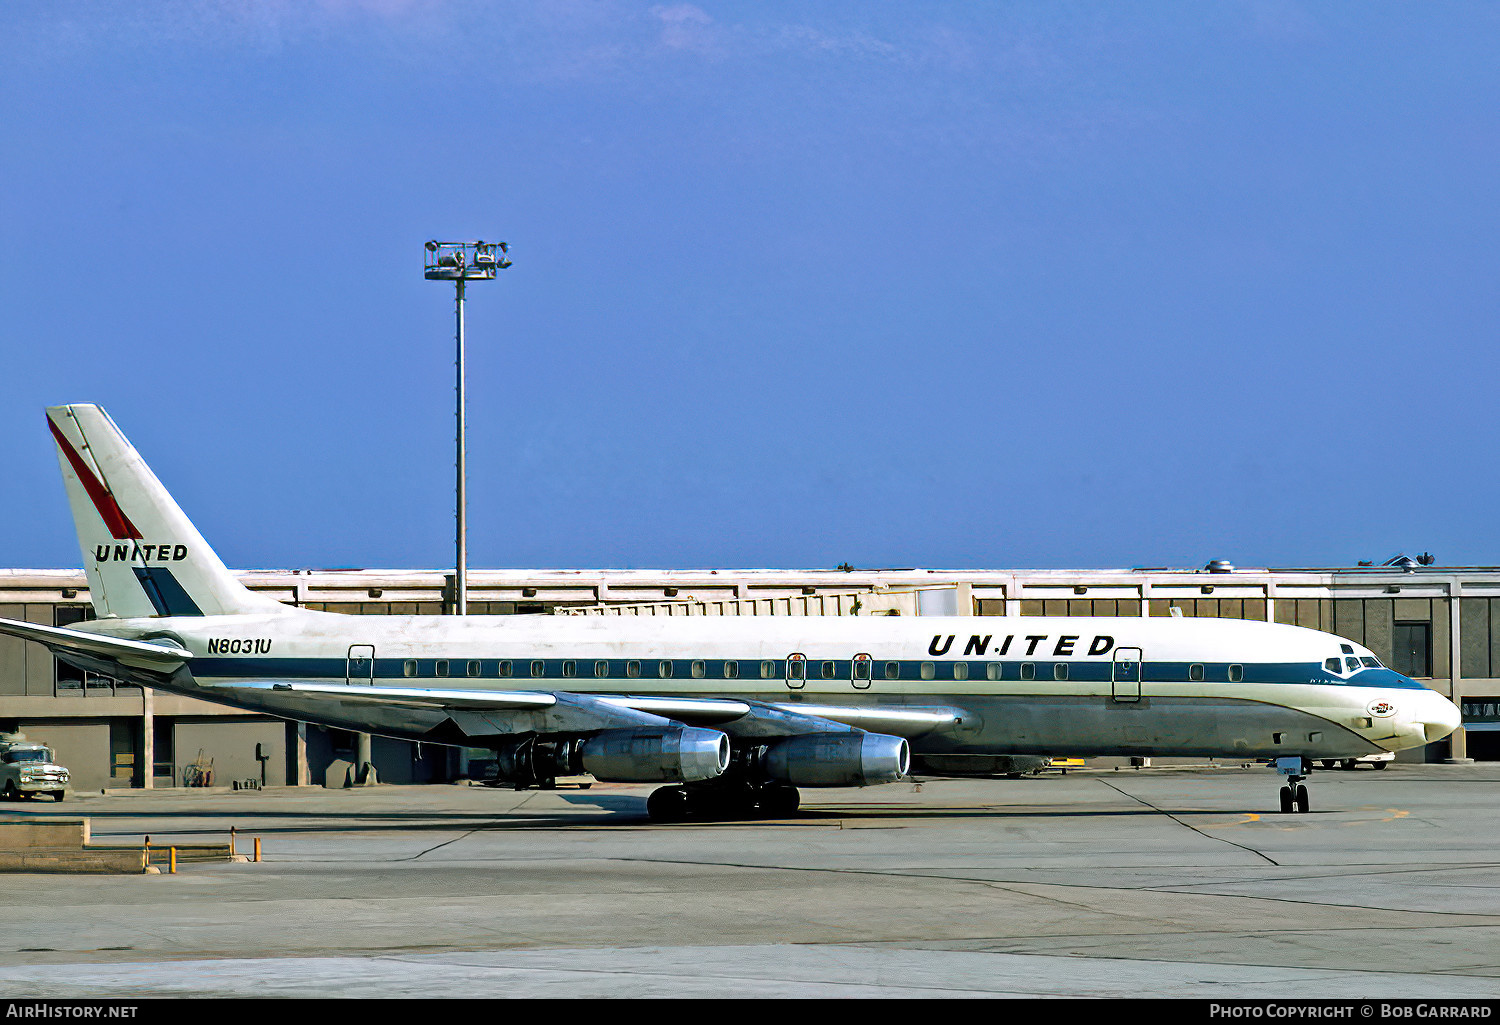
left=46, top=404, right=284, bottom=619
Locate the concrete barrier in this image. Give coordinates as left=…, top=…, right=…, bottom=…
left=0, top=848, right=146, bottom=873
left=0, top=817, right=89, bottom=849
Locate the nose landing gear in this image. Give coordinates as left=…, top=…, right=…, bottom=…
left=1273, top=757, right=1311, bottom=813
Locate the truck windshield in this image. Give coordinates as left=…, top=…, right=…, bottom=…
left=3, top=749, right=51, bottom=763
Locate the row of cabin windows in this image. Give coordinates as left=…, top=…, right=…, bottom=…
left=397, top=658, right=1243, bottom=682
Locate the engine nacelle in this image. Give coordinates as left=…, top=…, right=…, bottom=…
left=764, top=732, right=909, bottom=787
left=581, top=727, right=730, bottom=783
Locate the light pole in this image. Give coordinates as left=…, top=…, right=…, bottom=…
left=424, top=240, right=511, bottom=616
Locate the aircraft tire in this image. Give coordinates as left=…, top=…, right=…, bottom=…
left=760, top=785, right=800, bottom=818
left=1295, top=784, right=1309, bottom=813
left=1371, top=761, right=1388, bottom=770
left=1279, top=786, right=1293, bottom=814
left=1, top=782, right=16, bottom=802
left=646, top=786, right=691, bottom=823
left=51, top=790, right=65, bottom=802
left=1342, top=760, right=1357, bottom=770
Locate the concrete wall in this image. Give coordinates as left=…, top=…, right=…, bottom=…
left=172, top=721, right=286, bottom=788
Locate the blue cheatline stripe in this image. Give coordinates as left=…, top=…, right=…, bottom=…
left=132, top=567, right=204, bottom=617
left=189, top=657, right=1430, bottom=690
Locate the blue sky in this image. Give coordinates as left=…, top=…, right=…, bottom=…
left=3, top=2, right=1498, bottom=572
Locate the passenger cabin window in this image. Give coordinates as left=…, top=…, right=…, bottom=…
left=562, top=660, right=576, bottom=678
left=885, top=662, right=899, bottom=680
left=1228, top=664, right=1243, bottom=682
left=1324, top=658, right=1342, bottom=674
left=920, top=662, right=935, bottom=680
left=658, top=661, right=673, bottom=679
left=1020, top=663, right=1035, bottom=681
left=435, top=660, right=449, bottom=678
left=531, top=660, right=544, bottom=678
left=986, top=663, right=1001, bottom=681
left=788, top=660, right=805, bottom=681
left=760, top=661, right=775, bottom=679
left=724, top=661, right=739, bottom=679
left=627, top=660, right=641, bottom=678
left=595, top=661, right=609, bottom=678
left=954, top=662, right=969, bottom=681
left=498, top=660, right=512, bottom=678
left=853, top=660, right=870, bottom=682
left=403, top=660, right=416, bottom=678
left=1053, top=663, right=1068, bottom=681
left=821, top=661, right=836, bottom=680
left=467, top=660, right=481, bottom=678
left=692, top=660, right=706, bottom=679
left=1189, top=664, right=1204, bottom=682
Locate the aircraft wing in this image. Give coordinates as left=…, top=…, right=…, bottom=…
left=0, top=616, right=190, bottom=667
left=201, top=680, right=967, bottom=739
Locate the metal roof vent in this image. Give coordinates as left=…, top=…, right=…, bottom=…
left=1205, top=560, right=1235, bottom=574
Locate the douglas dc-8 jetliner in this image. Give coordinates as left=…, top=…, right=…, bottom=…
left=0, top=405, right=1462, bottom=819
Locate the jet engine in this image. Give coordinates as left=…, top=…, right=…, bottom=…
left=763, top=732, right=909, bottom=787
left=580, top=727, right=731, bottom=783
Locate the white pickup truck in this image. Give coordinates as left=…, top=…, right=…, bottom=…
left=0, top=734, right=70, bottom=801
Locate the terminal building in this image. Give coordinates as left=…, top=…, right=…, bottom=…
left=2, top=561, right=1496, bottom=791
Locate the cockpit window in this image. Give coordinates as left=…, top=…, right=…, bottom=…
left=1360, top=656, right=1381, bottom=668
left=1340, top=644, right=1354, bottom=655
left=1324, top=657, right=1342, bottom=674
left=1345, top=657, right=1361, bottom=673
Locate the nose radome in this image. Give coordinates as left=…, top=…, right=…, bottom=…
left=1417, top=689, right=1462, bottom=744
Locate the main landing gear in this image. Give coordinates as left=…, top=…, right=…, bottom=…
left=1272, top=756, right=1311, bottom=813
left=646, top=781, right=801, bottom=823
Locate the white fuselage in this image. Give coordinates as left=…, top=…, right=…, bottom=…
left=84, top=609, right=1461, bottom=761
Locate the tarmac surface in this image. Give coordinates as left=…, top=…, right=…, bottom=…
left=1, top=762, right=1498, bottom=999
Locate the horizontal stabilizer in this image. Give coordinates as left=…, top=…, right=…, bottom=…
left=0, top=617, right=191, bottom=666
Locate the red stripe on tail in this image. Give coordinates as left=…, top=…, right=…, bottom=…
left=48, top=415, right=142, bottom=540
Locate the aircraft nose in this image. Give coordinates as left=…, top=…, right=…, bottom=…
left=1414, top=687, right=1462, bottom=744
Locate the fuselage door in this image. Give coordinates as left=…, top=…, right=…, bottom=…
left=852, top=652, right=872, bottom=690
left=1112, top=647, right=1143, bottom=702
left=347, top=644, right=375, bottom=685
left=786, top=653, right=806, bottom=690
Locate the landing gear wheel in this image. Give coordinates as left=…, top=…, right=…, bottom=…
left=1371, top=760, right=1388, bottom=770
left=760, top=785, right=800, bottom=817
left=1295, top=784, right=1309, bottom=813
left=51, top=791, right=65, bottom=802
left=646, top=786, right=691, bottom=823
left=1279, top=786, right=1293, bottom=814
left=1, top=782, right=16, bottom=802
left=1341, top=760, right=1357, bottom=770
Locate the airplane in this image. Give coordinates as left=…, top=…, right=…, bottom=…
left=0, top=404, right=1463, bottom=820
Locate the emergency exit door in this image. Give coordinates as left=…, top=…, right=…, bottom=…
left=1111, top=647, right=1142, bottom=702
